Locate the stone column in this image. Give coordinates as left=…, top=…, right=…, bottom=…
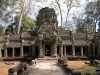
left=12, top=47, right=15, bottom=57
left=60, top=45, right=63, bottom=57
left=53, top=42, right=57, bottom=57
left=81, top=46, right=83, bottom=56
left=39, top=40, right=43, bottom=57
left=4, top=48, right=8, bottom=57
left=20, top=46, right=23, bottom=57
left=64, top=45, right=66, bottom=56
left=72, top=45, right=75, bottom=56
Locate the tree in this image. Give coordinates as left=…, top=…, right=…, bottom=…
left=5, top=25, right=14, bottom=34
left=0, top=0, right=10, bottom=27
left=13, top=0, right=45, bottom=34
left=5, top=15, right=36, bottom=34
left=15, top=15, right=36, bottom=32
left=85, top=0, right=100, bottom=32
left=63, top=0, right=80, bottom=30
left=0, top=25, right=4, bottom=35
left=72, top=16, right=85, bottom=32
left=49, top=0, right=80, bottom=29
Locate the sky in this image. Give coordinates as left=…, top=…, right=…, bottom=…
left=0, top=0, right=98, bottom=31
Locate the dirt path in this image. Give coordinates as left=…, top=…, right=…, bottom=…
left=28, top=61, right=67, bottom=75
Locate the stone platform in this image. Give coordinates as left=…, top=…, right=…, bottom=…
left=28, top=60, right=67, bottom=75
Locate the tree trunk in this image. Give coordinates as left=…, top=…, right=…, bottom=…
left=17, top=0, right=25, bottom=34
left=55, top=0, right=63, bottom=28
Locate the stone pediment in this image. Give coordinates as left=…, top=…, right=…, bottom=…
left=37, top=24, right=58, bottom=40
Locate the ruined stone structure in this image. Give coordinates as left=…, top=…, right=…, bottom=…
left=0, top=7, right=100, bottom=60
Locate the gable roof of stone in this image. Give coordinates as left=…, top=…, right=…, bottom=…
left=74, top=32, right=87, bottom=39
left=8, top=35, right=21, bottom=40
left=21, top=31, right=37, bottom=39
left=87, top=33, right=94, bottom=40
left=58, top=28, right=71, bottom=36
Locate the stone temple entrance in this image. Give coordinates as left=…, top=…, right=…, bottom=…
left=45, top=45, right=51, bottom=56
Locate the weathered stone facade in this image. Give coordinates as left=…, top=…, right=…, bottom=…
left=0, top=7, right=100, bottom=60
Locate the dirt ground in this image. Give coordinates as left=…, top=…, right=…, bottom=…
left=67, top=60, right=86, bottom=71
left=0, top=61, right=20, bottom=75
left=67, top=60, right=97, bottom=74
left=0, top=60, right=96, bottom=75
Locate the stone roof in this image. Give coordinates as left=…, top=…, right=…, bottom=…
left=21, top=31, right=37, bottom=39
left=8, top=35, right=21, bottom=40
left=74, top=40, right=90, bottom=46
left=58, top=28, right=71, bottom=36
left=74, top=32, right=87, bottom=39
left=60, top=36, right=70, bottom=40
left=87, top=33, right=94, bottom=40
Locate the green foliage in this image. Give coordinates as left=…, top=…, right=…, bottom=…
left=85, top=0, right=100, bottom=32
left=14, top=15, right=36, bottom=32
left=0, top=25, right=4, bottom=35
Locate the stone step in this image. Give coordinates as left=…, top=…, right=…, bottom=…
left=37, top=56, right=58, bottom=62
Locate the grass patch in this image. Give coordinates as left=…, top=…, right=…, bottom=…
left=81, top=64, right=97, bottom=75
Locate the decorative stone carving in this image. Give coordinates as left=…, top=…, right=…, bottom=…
left=36, top=7, right=58, bottom=27
left=36, top=7, right=62, bottom=43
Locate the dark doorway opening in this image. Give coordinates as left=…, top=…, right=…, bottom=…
left=35, top=46, right=39, bottom=57
left=66, top=46, right=72, bottom=55
left=75, top=47, right=81, bottom=56
left=83, top=47, right=88, bottom=56
left=57, top=46, right=59, bottom=54
left=1, top=49, right=4, bottom=57
left=95, top=47, right=98, bottom=56
left=45, top=45, right=51, bottom=56
left=23, top=46, right=30, bottom=57
left=15, top=48, right=20, bottom=57
left=7, top=48, right=12, bottom=57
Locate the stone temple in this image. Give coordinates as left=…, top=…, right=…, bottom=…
left=0, top=7, right=100, bottom=60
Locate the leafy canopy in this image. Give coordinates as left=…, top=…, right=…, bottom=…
left=14, top=15, right=36, bottom=32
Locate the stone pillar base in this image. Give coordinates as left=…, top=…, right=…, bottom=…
left=39, top=55, right=44, bottom=58
left=52, top=54, right=57, bottom=57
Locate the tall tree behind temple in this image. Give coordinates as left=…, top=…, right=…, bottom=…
left=97, top=0, right=100, bottom=32
left=0, top=0, right=11, bottom=28
left=49, top=0, right=80, bottom=29
left=62, top=0, right=80, bottom=30
left=85, top=0, right=100, bottom=32
left=13, top=0, right=45, bottom=34
left=5, top=15, right=36, bottom=34
left=14, top=15, right=35, bottom=32
left=0, top=25, right=4, bottom=35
